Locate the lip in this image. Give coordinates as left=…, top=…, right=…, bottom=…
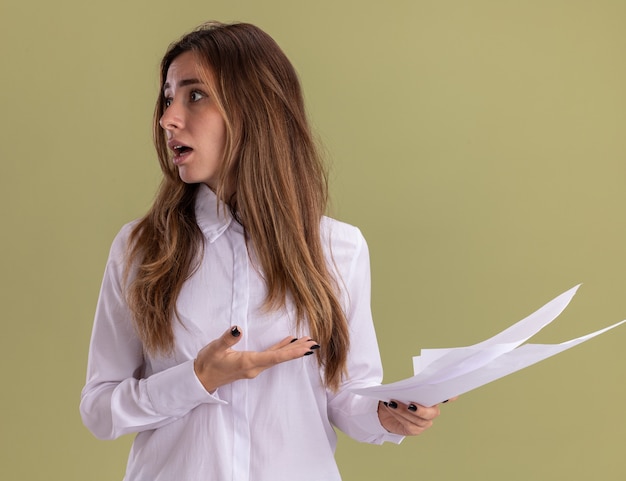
left=167, top=139, right=193, bottom=165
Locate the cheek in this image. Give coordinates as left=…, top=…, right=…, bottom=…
left=213, top=119, right=227, bottom=151
left=213, top=114, right=227, bottom=139
left=198, top=112, right=226, bottom=143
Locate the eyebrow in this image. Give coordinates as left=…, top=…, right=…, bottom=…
left=162, top=78, right=203, bottom=92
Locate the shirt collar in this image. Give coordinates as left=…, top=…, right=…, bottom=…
left=194, top=184, right=234, bottom=243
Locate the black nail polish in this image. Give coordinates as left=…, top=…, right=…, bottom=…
left=408, top=404, right=418, bottom=412
left=310, top=344, right=321, bottom=350
left=383, top=401, right=389, bottom=407
left=304, top=351, right=314, bottom=356
left=231, top=326, right=240, bottom=337
left=290, top=338, right=298, bottom=343
left=442, top=399, right=449, bottom=403
left=388, top=401, right=398, bottom=409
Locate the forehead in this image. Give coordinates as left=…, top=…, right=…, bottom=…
left=164, top=51, right=208, bottom=88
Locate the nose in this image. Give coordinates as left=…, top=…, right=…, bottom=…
left=159, top=102, right=184, bottom=131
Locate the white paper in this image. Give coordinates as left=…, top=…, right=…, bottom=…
left=351, top=286, right=625, bottom=407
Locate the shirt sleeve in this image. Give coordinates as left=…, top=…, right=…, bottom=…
left=326, top=227, right=405, bottom=445
left=79, top=224, right=226, bottom=441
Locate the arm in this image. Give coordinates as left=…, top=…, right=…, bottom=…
left=326, top=227, right=404, bottom=445
left=79, top=226, right=222, bottom=440
left=326, top=226, right=445, bottom=442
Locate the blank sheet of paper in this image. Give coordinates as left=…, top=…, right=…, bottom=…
left=351, top=286, right=625, bottom=406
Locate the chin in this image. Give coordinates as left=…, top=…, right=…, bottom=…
left=178, top=175, right=197, bottom=185
left=177, top=169, right=200, bottom=185
left=178, top=172, right=216, bottom=189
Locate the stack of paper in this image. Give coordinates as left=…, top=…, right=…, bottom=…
left=351, top=285, right=625, bottom=406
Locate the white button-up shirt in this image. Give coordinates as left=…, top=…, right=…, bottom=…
left=80, top=184, right=402, bottom=481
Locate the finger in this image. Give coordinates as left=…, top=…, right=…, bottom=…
left=379, top=402, right=433, bottom=436
left=252, top=340, right=318, bottom=368
left=407, top=402, right=440, bottom=421
left=211, top=326, right=244, bottom=351
left=283, top=337, right=320, bottom=357
left=267, top=336, right=300, bottom=351
left=268, top=336, right=318, bottom=352
left=385, top=400, right=440, bottom=423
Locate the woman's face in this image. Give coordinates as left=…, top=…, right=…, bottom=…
left=160, top=51, right=226, bottom=190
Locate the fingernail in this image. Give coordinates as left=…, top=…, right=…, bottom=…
left=442, top=399, right=449, bottom=403
left=388, top=401, right=398, bottom=409
left=231, top=326, right=241, bottom=337
left=290, top=338, right=298, bottom=343
left=303, top=351, right=314, bottom=356
left=310, top=344, right=321, bottom=350
left=383, top=401, right=389, bottom=407
left=408, top=404, right=418, bottom=412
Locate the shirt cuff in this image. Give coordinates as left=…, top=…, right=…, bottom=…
left=358, top=397, right=405, bottom=445
left=145, top=359, right=228, bottom=417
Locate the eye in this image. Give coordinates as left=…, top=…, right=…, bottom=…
left=163, top=96, right=173, bottom=108
left=190, top=90, right=206, bottom=102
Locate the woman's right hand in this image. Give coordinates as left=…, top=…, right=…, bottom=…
left=193, top=326, right=319, bottom=393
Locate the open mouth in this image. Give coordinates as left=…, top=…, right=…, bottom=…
left=173, top=145, right=193, bottom=155
left=172, top=144, right=193, bottom=164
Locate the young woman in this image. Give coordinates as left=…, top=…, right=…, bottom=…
left=80, top=21, right=443, bottom=481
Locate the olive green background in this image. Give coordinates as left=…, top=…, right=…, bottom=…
left=1, top=0, right=625, bottom=480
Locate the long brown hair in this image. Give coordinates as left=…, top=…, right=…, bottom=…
left=126, top=22, right=350, bottom=390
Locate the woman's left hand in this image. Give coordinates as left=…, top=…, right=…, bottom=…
left=377, top=400, right=444, bottom=436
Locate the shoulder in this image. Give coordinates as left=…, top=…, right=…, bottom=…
left=321, top=215, right=365, bottom=245
left=321, top=216, right=369, bottom=266
left=107, top=219, right=141, bottom=265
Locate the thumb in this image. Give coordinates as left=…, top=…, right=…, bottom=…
left=214, top=325, right=243, bottom=351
